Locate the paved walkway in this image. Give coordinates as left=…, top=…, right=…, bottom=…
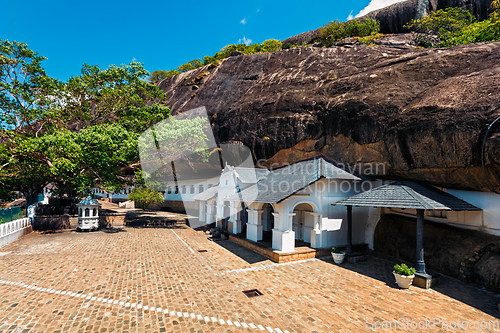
left=0, top=225, right=499, bottom=332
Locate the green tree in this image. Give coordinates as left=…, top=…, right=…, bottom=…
left=177, top=59, right=203, bottom=72
left=128, top=187, right=163, bottom=210
left=318, top=18, right=380, bottom=47
left=405, top=7, right=475, bottom=46
left=0, top=39, right=171, bottom=199
left=260, top=39, right=282, bottom=53
left=0, top=39, right=63, bottom=137
left=149, top=70, right=179, bottom=83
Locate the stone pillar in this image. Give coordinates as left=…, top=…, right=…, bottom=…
left=206, top=202, right=215, bottom=225
left=346, top=205, right=353, bottom=255
left=310, top=213, right=322, bottom=249
left=230, top=202, right=241, bottom=234
left=272, top=212, right=296, bottom=252
left=416, top=209, right=426, bottom=274
left=246, top=209, right=263, bottom=242
left=199, top=201, right=205, bottom=222
left=216, top=203, right=224, bottom=229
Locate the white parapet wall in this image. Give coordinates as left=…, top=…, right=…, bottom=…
left=0, top=218, right=32, bottom=249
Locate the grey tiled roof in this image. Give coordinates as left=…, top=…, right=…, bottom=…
left=332, top=181, right=481, bottom=211
left=226, top=158, right=361, bottom=204
left=234, top=167, right=270, bottom=184
left=78, top=196, right=99, bottom=206
left=192, top=186, right=219, bottom=201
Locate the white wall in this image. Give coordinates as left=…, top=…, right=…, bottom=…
left=0, top=218, right=32, bottom=249
left=447, top=189, right=500, bottom=236
left=164, top=177, right=219, bottom=202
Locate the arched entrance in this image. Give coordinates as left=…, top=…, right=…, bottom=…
left=292, top=203, right=314, bottom=243
left=262, top=203, right=275, bottom=241
left=240, top=202, right=248, bottom=234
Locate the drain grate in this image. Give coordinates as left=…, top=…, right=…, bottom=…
left=198, top=249, right=208, bottom=253
left=242, top=289, right=263, bottom=298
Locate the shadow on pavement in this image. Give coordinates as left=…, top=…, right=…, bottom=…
left=318, top=252, right=500, bottom=319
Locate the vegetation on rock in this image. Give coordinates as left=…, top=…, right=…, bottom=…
left=318, top=18, right=381, bottom=47
left=405, top=3, right=500, bottom=47
left=149, top=39, right=283, bottom=83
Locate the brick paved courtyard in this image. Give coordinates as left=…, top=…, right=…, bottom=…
left=0, top=225, right=499, bottom=333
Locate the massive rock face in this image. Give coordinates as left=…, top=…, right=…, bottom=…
left=159, top=42, right=500, bottom=192
left=282, top=0, right=494, bottom=44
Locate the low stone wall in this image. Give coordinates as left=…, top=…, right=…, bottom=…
left=0, top=218, right=32, bottom=249
left=33, top=215, right=70, bottom=231
left=99, top=215, right=126, bottom=228
left=374, top=213, right=500, bottom=291
left=148, top=200, right=198, bottom=214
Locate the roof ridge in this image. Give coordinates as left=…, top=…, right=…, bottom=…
left=400, top=182, right=431, bottom=210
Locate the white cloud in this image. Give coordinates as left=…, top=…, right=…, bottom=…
left=238, top=36, right=252, bottom=45
left=240, top=18, right=247, bottom=24
left=256, top=9, right=259, bottom=12
left=347, top=10, right=354, bottom=20
left=132, top=57, right=137, bottom=62
left=355, top=0, right=406, bottom=18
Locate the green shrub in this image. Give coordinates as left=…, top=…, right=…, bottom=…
left=319, top=18, right=381, bottom=47
left=406, top=5, right=500, bottom=47
left=345, top=18, right=380, bottom=38
left=358, top=32, right=385, bottom=45
left=449, top=19, right=500, bottom=45
left=393, top=263, right=416, bottom=276
left=261, top=39, right=282, bottom=53
left=319, top=20, right=346, bottom=47
left=128, top=187, right=164, bottom=211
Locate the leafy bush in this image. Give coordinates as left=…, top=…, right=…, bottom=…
left=319, top=20, right=347, bottom=47
left=261, top=39, right=283, bottom=53
left=405, top=5, right=500, bottom=47
left=358, top=32, right=385, bottom=45
left=344, top=18, right=381, bottom=38
left=449, top=19, right=500, bottom=45
left=319, top=18, right=381, bottom=47
left=282, top=42, right=299, bottom=49
left=149, top=70, right=180, bottom=83
left=393, top=263, right=416, bottom=276
left=128, top=187, right=164, bottom=210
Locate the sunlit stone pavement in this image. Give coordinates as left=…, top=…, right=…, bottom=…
left=0, top=225, right=499, bottom=332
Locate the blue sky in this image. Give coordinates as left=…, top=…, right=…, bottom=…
left=1, top=0, right=403, bottom=81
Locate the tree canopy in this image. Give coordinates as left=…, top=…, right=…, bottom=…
left=0, top=39, right=171, bottom=199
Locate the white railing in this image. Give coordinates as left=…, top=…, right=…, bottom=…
left=0, top=218, right=31, bottom=239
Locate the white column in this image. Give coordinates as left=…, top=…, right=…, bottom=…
left=206, top=203, right=215, bottom=224
left=216, top=203, right=224, bottom=228
left=272, top=212, right=296, bottom=252
left=310, top=212, right=322, bottom=249
left=230, top=202, right=242, bottom=234
left=246, top=209, right=263, bottom=242
left=199, top=201, right=206, bottom=222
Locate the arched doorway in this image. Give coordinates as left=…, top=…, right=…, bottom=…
left=292, top=203, right=314, bottom=243
left=262, top=203, right=274, bottom=241
left=240, top=202, right=248, bottom=234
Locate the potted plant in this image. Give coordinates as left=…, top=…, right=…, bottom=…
left=393, top=263, right=416, bottom=289
left=331, top=247, right=345, bottom=264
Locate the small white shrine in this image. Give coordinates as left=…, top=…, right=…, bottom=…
left=77, top=196, right=100, bottom=231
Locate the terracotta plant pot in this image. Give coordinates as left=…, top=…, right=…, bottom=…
left=332, top=251, right=345, bottom=264
left=393, top=272, right=415, bottom=289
